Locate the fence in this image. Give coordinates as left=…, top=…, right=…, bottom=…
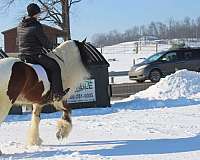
left=109, top=71, right=129, bottom=83
left=99, top=43, right=171, bottom=55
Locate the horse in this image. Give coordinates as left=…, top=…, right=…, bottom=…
left=0, top=40, right=91, bottom=153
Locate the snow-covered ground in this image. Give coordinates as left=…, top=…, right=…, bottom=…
left=1, top=41, right=200, bottom=159
left=1, top=70, right=200, bottom=159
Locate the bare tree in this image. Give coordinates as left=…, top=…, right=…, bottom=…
left=2, top=0, right=83, bottom=40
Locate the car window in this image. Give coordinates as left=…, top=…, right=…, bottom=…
left=161, top=52, right=177, bottom=62
left=192, top=50, right=200, bottom=59
left=145, top=51, right=165, bottom=63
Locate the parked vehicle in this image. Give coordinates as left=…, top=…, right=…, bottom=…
left=129, top=47, right=200, bottom=83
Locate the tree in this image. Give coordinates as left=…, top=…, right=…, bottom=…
left=156, top=22, right=167, bottom=39
left=2, top=0, right=83, bottom=40
left=167, top=17, right=176, bottom=39
left=148, top=22, right=158, bottom=37
left=91, top=33, right=107, bottom=47
left=124, top=27, right=140, bottom=42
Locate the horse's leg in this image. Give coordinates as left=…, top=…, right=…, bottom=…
left=0, top=101, right=13, bottom=154
left=56, top=104, right=72, bottom=140
left=27, top=104, right=43, bottom=145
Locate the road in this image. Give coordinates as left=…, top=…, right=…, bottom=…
left=111, top=82, right=155, bottom=98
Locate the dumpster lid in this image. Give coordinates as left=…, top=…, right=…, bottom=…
left=84, top=43, right=109, bottom=66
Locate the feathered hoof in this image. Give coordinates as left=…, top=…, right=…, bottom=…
left=56, top=119, right=72, bottom=140
left=28, top=136, right=43, bottom=146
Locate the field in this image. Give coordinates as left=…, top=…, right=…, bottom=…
left=1, top=41, right=200, bottom=159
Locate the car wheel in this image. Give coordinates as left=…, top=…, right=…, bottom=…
left=136, top=80, right=145, bottom=83
left=149, top=69, right=161, bottom=82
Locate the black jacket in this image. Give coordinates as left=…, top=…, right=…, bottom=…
left=17, top=17, right=52, bottom=55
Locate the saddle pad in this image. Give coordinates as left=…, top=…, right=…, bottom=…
left=27, top=63, right=50, bottom=96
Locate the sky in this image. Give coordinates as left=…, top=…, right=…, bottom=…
left=0, top=0, right=200, bottom=48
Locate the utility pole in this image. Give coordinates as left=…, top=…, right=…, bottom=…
left=62, top=0, right=71, bottom=40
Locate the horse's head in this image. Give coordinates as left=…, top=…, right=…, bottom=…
left=52, top=40, right=91, bottom=97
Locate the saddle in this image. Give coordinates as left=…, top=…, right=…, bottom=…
left=26, top=62, right=69, bottom=101
left=19, top=53, right=69, bottom=101
left=27, top=63, right=51, bottom=95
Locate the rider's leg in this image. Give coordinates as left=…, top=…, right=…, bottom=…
left=33, top=54, right=64, bottom=99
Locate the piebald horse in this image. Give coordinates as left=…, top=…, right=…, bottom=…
left=0, top=40, right=91, bottom=152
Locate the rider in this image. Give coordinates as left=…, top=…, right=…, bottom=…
left=17, top=3, right=65, bottom=101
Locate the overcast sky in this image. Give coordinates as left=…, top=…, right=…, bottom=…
left=1, top=0, right=200, bottom=48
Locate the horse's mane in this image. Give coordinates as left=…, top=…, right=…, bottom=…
left=48, top=40, right=90, bottom=98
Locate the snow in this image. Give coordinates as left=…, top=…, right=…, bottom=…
left=131, top=69, right=200, bottom=100
left=1, top=42, right=200, bottom=159
left=1, top=69, right=200, bottom=159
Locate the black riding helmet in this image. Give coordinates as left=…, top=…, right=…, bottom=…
left=27, top=3, right=41, bottom=17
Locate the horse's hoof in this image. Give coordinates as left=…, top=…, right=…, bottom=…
left=0, top=150, right=2, bottom=156
left=56, top=129, right=62, bottom=140
left=56, top=119, right=72, bottom=140
left=28, top=137, right=43, bottom=146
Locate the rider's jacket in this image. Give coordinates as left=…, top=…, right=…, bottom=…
left=17, top=17, right=52, bottom=55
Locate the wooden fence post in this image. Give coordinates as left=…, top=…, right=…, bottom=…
left=156, top=43, right=158, bottom=52
left=111, top=77, right=114, bottom=83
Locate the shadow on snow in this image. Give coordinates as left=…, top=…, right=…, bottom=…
left=2, top=150, right=73, bottom=159
left=71, top=134, right=200, bottom=156
left=3, top=135, right=200, bottom=158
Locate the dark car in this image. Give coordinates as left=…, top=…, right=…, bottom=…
left=128, top=47, right=200, bottom=83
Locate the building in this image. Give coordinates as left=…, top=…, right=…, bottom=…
left=1, top=25, right=64, bottom=55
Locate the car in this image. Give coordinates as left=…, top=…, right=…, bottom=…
left=128, top=47, right=200, bottom=83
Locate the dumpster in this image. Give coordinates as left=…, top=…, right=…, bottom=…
left=67, top=43, right=111, bottom=109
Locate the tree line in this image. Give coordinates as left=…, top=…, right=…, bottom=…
left=92, top=17, right=200, bottom=47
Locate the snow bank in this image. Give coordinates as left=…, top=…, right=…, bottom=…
left=114, top=70, right=200, bottom=110
left=134, top=69, right=200, bottom=100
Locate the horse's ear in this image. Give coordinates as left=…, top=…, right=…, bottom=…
left=82, top=37, right=87, bottom=44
